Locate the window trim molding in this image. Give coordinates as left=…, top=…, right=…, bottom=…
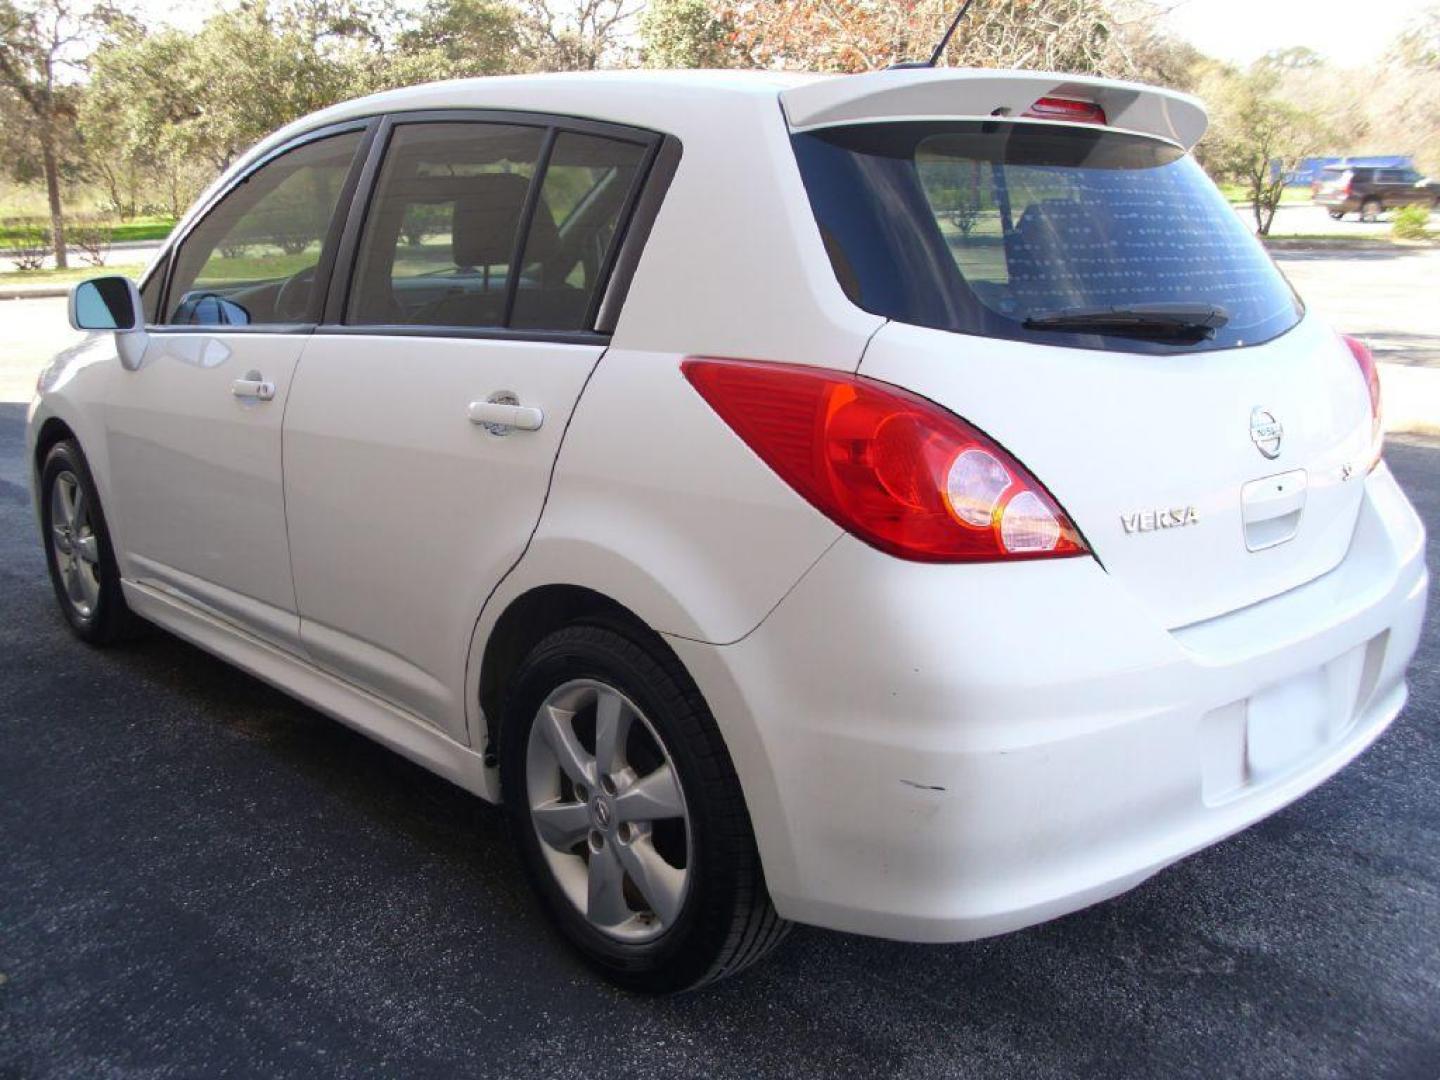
left=314, top=324, right=609, bottom=347
left=156, top=117, right=379, bottom=331
left=594, top=133, right=682, bottom=334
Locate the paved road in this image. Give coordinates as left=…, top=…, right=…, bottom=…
left=1274, top=246, right=1440, bottom=368
left=0, top=298, right=82, bottom=402
left=1, top=435, right=1439, bottom=1074
left=1247, top=201, right=1436, bottom=241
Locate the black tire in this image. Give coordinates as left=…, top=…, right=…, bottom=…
left=1328, top=209, right=1345, bottom=220
left=500, top=623, right=789, bottom=993
left=39, top=439, right=136, bottom=645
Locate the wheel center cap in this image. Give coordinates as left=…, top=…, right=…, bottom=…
left=593, top=797, right=612, bottom=829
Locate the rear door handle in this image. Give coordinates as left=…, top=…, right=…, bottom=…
left=231, top=376, right=276, bottom=401
left=468, top=398, right=544, bottom=433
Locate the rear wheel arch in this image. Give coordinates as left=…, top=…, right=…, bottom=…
left=478, top=585, right=687, bottom=762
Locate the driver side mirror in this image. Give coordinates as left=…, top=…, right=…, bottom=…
left=69, top=276, right=142, bottom=332
left=69, top=276, right=149, bottom=371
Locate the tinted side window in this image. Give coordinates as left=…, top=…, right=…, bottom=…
left=165, top=131, right=364, bottom=326
left=347, top=123, right=546, bottom=328
left=510, top=132, right=648, bottom=331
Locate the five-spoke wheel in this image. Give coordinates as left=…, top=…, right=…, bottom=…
left=502, top=623, right=790, bottom=992
left=527, top=679, right=691, bottom=942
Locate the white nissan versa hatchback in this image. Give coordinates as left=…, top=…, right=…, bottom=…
left=29, top=68, right=1428, bottom=992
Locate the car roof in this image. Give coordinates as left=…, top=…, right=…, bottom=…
left=264, top=69, right=831, bottom=146
left=240, top=67, right=1206, bottom=171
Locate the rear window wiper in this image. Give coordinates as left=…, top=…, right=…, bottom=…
left=1023, top=303, right=1230, bottom=342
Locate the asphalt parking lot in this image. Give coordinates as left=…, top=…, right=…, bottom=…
left=1, top=416, right=1439, bottom=1077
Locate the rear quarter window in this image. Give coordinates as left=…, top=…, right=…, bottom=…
left=792, top=121, right=1303, bottom=354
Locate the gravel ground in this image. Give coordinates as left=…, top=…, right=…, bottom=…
left=0, top=398, right=1437, bottom=1078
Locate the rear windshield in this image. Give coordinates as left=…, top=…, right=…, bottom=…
left=792, top=121, right=1302, bottom=354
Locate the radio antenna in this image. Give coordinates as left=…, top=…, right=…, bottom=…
left=889, top=0, right=978, bottom=69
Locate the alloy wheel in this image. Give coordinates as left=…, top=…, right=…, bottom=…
left=49, top=470, right=101, bottom=620
left=526, top=678, right=692, bottom=943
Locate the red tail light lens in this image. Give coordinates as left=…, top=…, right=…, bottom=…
left=1343, top=334, right=1382, bottom=464
left=681, top=358, right=1088, bottom=563
left=1022, top=96, right=1107, bottom=125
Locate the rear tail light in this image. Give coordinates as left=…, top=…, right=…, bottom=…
left=681, top=358, right=1088, bottom=563
left=1342, top=334, right=1383, bottom=466
left=1022, top=96, right=1107, bottom=125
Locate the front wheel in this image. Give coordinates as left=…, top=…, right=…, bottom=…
left=500, top=624, right=789, bottom=992
left=1361, top=198, right=1382, bottom=223
left=39, top=439, right=135, bottom=644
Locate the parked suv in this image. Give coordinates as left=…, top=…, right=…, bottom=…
left=31, top=69, right=1428, bottom=992
left=1313, top=164, right=1437, bottom=220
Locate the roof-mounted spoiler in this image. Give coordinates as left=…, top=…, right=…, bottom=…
left=780, top=68, right=1208, bottom=151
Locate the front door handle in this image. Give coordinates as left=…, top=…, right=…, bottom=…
left=468, top=397, right=544, bottom=434
left=231, top=374, right=276, bottom=401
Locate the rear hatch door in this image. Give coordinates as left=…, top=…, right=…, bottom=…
left=860, top=317, right=1372, bottom=629
left=788, top=109, right=1375, bottom=629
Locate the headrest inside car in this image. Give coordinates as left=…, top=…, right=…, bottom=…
left=452, top=172, right=560, bottom=271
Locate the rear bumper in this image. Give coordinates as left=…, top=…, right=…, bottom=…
left=672, top=461, right=1428, bottom=942
left=1313, top=194, right=1359, bottom=212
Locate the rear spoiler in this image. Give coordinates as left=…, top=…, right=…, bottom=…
left=780, top=68, right=1208, bottom=151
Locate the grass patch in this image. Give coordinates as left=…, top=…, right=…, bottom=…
left=1, top=263, right=146, bottom=286
left=0, top=215, right=176, bottom=246
left=109, top=218, right=177, bottom=244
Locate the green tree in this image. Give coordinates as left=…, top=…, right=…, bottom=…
left=638, top=0, right=733, bottom=68
left=388, top=0, right=522, bottom=83
left=79, top=27, right=202, bottom=216
left=80, top=0, right=394, bottom=217
left=1201, top=67, right=1328, bottom=235
left=0, top=0, right=127, bottom=267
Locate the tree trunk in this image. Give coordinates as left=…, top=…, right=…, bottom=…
left=99, top=163, right=125, bottom=221
left=40, top=129, right=68, bottom=270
